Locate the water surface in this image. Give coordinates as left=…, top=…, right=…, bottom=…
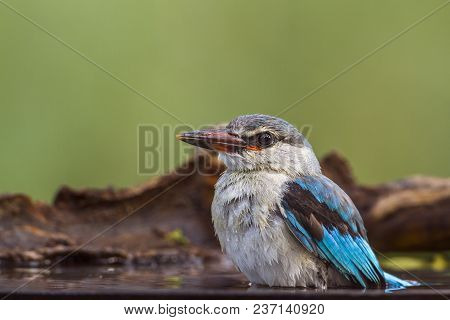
left=1, top=264, right=449, bottom=299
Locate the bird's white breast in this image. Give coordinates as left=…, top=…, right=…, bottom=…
left=212, top=170, right=327, bottom=287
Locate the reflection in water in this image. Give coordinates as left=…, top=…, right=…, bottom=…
left=0, top=266, right=247, bottom=292
left=0, top=264, right=449, bottom=297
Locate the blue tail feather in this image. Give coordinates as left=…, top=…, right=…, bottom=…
left=384, top=272, right=419, bottom=290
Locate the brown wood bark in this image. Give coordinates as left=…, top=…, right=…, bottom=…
left=0, top=150, right=448, bottom=268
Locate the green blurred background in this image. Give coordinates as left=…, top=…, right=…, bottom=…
left=0, top=0, right=449, bottom=202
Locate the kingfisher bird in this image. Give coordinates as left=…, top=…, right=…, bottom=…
left=178, top=114, right=412, bottom=289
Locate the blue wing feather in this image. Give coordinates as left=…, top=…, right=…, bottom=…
left=282, top=175, right=385, bottom=288
left=294, top=176, right=360, bottom=233
left=285, top=210, right=315, bottom=252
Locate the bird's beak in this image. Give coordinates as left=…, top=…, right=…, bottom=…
left=176, top=128, right=246, bottom=152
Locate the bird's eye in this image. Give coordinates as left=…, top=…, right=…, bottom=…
left=256, top=132, right=275, bottom=148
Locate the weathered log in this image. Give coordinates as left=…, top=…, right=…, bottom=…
left=0, top=150, right=448, bottom=268
left=319, top=152, right=450, bottom=251
left=0, top=152, right=224, bottom=268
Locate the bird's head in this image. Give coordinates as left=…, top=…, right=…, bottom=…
left=177, top=114, right=321, bottom=175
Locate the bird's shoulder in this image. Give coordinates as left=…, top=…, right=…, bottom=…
left=281, top=174, right=366, bottom=238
